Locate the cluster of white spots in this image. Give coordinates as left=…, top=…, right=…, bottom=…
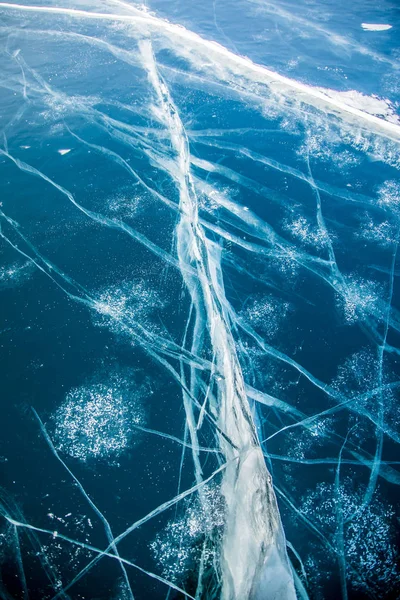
left=284, top=418, right=333, bottom=460
left=107, top=192, right=141, bottom=219
left=41, top=93, right=98, bottom=120
left=279, top=115, right=302, bottom=135
left=301, top=122, right=399, bottom=172
left=93, top=279, right=164, bottom=338
left=52, top=368, right=146, bottom=463
left=112, top=577, right=133, bottom=600
left=346, top=504, right=398, bottom=592
left=348, top=133, right=400, bottom=169
left=317, top=66, right=348, bottom=80
left=0, top=521, right=14, bottom=562
left=0, top=261, right=33, bottom=289
left=357, top=214, right=397, bottom=246
left=301, top=480, right=399, bottom=594
left=150, top=485, right=225, bottom=584
left=298, top=126, right=340, bottom=163
left=301, top=125, right=361, bottom=170
left=241, top=294, right=291, bottom=339
left=286, top=58, right=300, bottom=71
left=1, top=509, right=98, bottom=594
left=284, top=215, right=329, bottom=248
left=272, top=247, right=300, bottom=279
left=330, top=149, right=362, bottom=170
left=47, top=512, right=68, bottom=524
left=38, top=534, right=93, bottom=587
left=332, top=349, right=378, bottom=396
left=377, top=180, right=400, bottom=212
left=337, top=275, right=382, bottom=324
left=331, top=350, right=400, bottom=438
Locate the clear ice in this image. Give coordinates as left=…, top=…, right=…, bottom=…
left=0, top=1, right=399, bottom=599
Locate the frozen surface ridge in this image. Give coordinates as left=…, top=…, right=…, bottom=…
left=139, top=38, right=296, bottom=600
left=1, top=1, right=400, bottom=139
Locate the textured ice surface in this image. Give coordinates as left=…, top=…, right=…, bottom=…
left=0, top=0, right=399, bottom=599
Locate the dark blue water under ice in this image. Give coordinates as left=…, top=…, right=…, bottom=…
left=0, top=1, right=399, bottom=599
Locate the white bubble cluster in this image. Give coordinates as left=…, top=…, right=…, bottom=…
left=150, top=485, right=225, bottom=584
left=301, top=480, right=399, bottom=594
left=241, top=294, right=291, bottom=339
left=272, top=247, right=300, bottom=279
left=357, top=214, right=397, bottom=246
left=0, top=261, right=34, bottom=289
left=284, top=215, right=329, bottom=248
left=112, top=577, right=133, bottom=600
left=338, top=275, right=382, bottom=324
left=107, top=192, right=140, bottom=219
left=52, top=368, right=146, bottom=462
left=377, top=180, right=400, bottom=211
left=331, top=350, right=400, bottom=440
left=332, top=349, right=378, bottom=396
left=284, top=417, right=333, bottom=460
left=93, top=279, right=165, bottom=342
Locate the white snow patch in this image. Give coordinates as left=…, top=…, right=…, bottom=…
left=361, top=23, right=392, bottom=31
left=318, top=89, right=400, bottom=125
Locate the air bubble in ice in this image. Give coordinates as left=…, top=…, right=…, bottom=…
left=0, top=261, right=34, bottom=289
left=241, top=294, right=291, bottom=339
left=52, top=368, right=146, bottom=463
left=300, top=480, right=399, bottom=594
left=377, top=180, right=400, bottom=214
left=93, top=279, right=165, bottom=338
left=337, top=275, right=382, bottom=324
left=357, top=214, right=397, bottom=246
left=284, top=215, right=329, bottom=248
left=150, top=484, right=225, bottom=584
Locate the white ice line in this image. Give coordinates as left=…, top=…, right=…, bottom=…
left=1, top=2, right=400, bottom=139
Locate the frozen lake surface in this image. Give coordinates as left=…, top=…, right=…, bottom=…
left=0, top=1, right=399, bottom=598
